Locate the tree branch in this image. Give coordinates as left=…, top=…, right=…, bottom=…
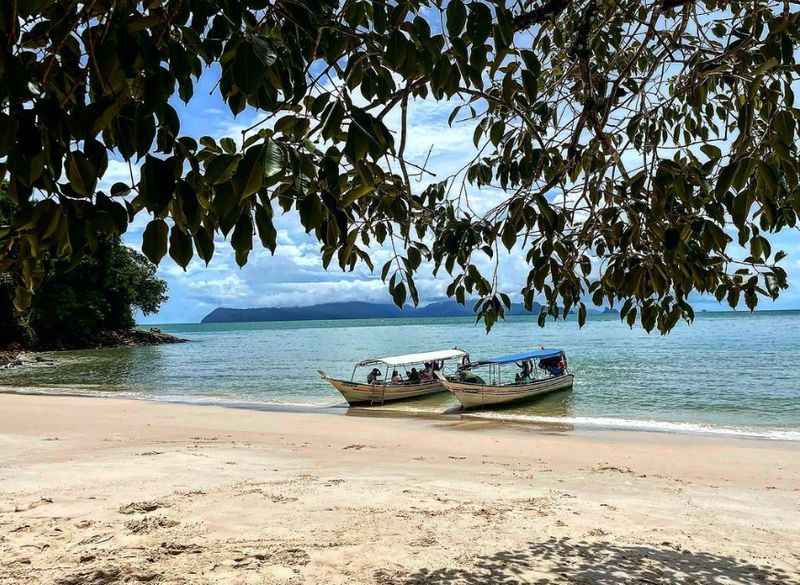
left=513, top=0, right=573, bottom=30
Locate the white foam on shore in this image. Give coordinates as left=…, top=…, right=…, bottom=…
left=152, top=394, right=340, bottom=410
left=460, top=412, right=800, bottom=442
left=3, top=387, right=798, bottom=442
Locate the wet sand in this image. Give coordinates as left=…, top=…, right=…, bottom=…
left=1, top=393, right=798, bottom=584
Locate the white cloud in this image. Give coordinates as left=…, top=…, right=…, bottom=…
left=185, top=274, right=252, bottom=301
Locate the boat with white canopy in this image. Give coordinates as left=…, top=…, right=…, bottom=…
left=436, top=348, right=574, bottom=409
left=319, top=348, right=467, bottom=405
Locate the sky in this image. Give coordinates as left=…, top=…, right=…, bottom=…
left=116, top=65, right=800, bottom=325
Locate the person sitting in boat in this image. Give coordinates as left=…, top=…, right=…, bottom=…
left=538, top=358, right=563, bottom=377
left=420, top=362, right=434, bottom=382
left=555, top=355, right=566, bottom=375
left=366, top=368, right=382, bottom=384
left=515, top=360, right=532, bottom=383
left=407, top=367, right=421, bottom=383
left=391, top=370, right=403, bottom=384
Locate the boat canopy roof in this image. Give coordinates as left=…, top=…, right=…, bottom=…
left=476, top=348, right=564, bottom=366
left=357, top=348, right=466, bottom=368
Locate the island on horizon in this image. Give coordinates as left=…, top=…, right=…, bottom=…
left=200, top=300, right=549, bottom=324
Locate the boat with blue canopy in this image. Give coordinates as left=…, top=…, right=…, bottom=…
left=436, top=348, right=574, bottom=409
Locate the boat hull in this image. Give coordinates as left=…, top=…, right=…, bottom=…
left=319, top=372, right=446, bottom=405
left=440, top=373, right=575, bottom=409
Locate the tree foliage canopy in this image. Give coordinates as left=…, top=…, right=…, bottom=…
left=1, top=191, right=167, bottom=346
left=25, top=238, right=168, bottom=344
left=1, top=0, right=798, bottom=332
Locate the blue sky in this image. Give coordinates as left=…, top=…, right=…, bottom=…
left=116, top=68, right=800, bottom=324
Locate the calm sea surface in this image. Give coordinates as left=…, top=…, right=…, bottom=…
left=2, top=311, right=799, bottom=440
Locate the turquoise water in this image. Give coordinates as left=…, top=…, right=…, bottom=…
left=2, top=311, right=799, bottom=440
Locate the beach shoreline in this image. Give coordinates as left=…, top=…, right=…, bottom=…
left=1, top=393, right=798, bottom=584
left=1, top=385, right=799, bottom=444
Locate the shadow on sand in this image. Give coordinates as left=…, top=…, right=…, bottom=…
left=383, top=537, right=796, bottom=585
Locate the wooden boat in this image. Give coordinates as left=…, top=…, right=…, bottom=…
left=319, top=348, right=467, bottom=406
left=437, top=348, right=574, bottom=409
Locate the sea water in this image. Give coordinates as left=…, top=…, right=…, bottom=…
left=2, top=311, right=799, bottom=440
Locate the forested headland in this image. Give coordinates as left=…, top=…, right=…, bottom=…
left=1, top=191, right=180, bottom=365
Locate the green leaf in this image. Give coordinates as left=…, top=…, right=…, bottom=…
left=193, top=225, right=215, bottom=265
left=537, top=308, right=547, bottom=327
left=139, top=155, right=175, bottom=214
left=520, top=50, right=541, bottom=77
left=169, top=226, right=193, bottom=269
left=391, top=281, right=406, bottom=308
left=700, top=144, right=722, bottom=160
left=175, top=180, right=201, bottom=232
left=220, top=137, right=237, bottom=154
left=731, top=192, right=749, bottom=227
left=322, top=101, right=345, bottom=141
left=263, top=139, right=284, bottom=178
left=212, top=183, right=240, bottom=233
left=205, top=154, right=240, bottom=185
left=110, top=182, right=131, bottom=197
left=142, top=219, right=169, bottom=264
left=744, top=289, right=757, bottom=311
left=773, top=111, right=795, bottom=146
left=501, top=222, right=516, bottom=251
left=66, top=152, right=97, bottom=197
left=135, top=111, right=156, bottom=160
left=298, top=194, right=324, bottom=232
left=626, top=307, right=637, bottom=327
left=234, top=144, right=266, bottom=199
left=578, top=303, right=587, bottom=327
left=340, top=182, right=374, bottom=207
left=407, top=246, right=422, bottom=270
left=446, top=0, right=467, bottom=37
left=233, top=42, right=262, bottom=94
left=467, top=3, right=491, bottom=46
left=490, top=121, right=505, bottom=146
left=715, top=161, right=736, bottom=196
left=521, top=70, right=538, bottom=101
left=386, top=30, right=407, bottom=70
left=251, top=36, right=277, bottom=66
left=255, top=203, right=277, bottom=254
left=344, top=124, right=370, bottom=162
left=727, top=287, right=740, bottom=309
left=230, top=210, right=253, bottom=267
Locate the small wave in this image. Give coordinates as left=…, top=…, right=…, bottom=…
left=460, top=412, right=800, bottom=441
left=3, top=387, right=798, bottom=442
left=0, top=385, right=150, bottom=400
left=151, top=394, right=341, bottom=410
left=0, top=387, right=342, bottom=410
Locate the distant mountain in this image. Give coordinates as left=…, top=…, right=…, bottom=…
left=200, top=300, right=544, bottom=324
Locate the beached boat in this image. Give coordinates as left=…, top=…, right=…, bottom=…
left=319, top=348, right=467, bottom=406
left=437, top=348, right=574, bottom=409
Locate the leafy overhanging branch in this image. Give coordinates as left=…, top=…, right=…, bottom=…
left=0, top=0, right=797, bottom=334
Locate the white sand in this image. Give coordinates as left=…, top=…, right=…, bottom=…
left=1, top=394, right=798, bottom=584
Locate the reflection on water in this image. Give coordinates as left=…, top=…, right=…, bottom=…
left=2, top=311, right=800, bottom=438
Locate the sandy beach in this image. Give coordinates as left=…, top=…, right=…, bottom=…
left=1, top=394, right=798, bottom=584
